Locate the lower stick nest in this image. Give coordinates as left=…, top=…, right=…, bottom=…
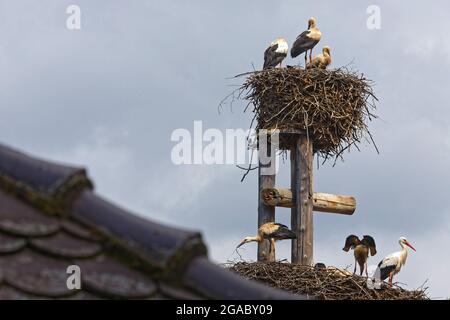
left=238, top=67, right=378, bottom=161
left=229, top=262, right=428, bottom=300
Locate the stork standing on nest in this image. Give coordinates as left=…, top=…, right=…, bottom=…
left=237, top=222, right=296, bottom=257
left=291, top=17, right=322, bottom=66
left=263, top=38, right=289, bottom=70
left=306, top=46, right=332, bottom=69
left=375, top=237, right=416, bottom=287
left=343, top=235, right=377, bottom=276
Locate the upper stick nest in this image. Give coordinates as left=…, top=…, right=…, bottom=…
left=229, top=262, right=428, bottom=300
left=238, top=67, right=378, bottom=161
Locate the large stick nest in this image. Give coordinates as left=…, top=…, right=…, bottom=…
left=229, top=262, right=428, bottom=300
left=238, top=67, right=378, bottom=161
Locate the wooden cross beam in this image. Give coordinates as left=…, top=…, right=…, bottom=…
left=261, top=189, right=356, bottom=215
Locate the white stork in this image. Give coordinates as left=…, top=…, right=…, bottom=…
left=375, top=237, right=416, bottom=287
left=237, top=222, right=296, bottom=256
left=306, top=46, right=332, bottom=69
left=291, top=17, right=322, bottom=66
left=263, top=38, right=289, bottom=70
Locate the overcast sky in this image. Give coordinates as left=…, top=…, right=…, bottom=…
left=1, top=0, right=449, bottom=298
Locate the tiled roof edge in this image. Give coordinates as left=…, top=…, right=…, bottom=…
left=0, top=143, right=93, bottom=217
left=72, top=190, right=207, bottom=282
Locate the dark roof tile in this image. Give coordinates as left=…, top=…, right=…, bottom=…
left=77, top=255, right=157, bottom=299
left=0, top=143, right=88, bottom=193
left=30, top=232, right=102, bottom=259
left=61, top=220, right=102, bottom=242
left=0, top=285, right=46, bottom=300
left=0, top=191, right=60, bottom=237
left=72, top=191, right=206, bottom=274
left=0, top=249, right=75, bottom=298
left=0, top=233, right=27, bottom=254
left=63, top=291, right=103, bottom=300
left=158, top=283, right=203, bottom=300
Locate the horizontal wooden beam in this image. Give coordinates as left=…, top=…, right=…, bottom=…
left=261, top=188, right=356, bottom=215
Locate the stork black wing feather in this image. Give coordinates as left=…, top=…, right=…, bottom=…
left=273, top=223, right=289, bottom=229
left=290, top=30, right=312, bottom=58
left=263, top=44, right=278, bottom=69
left=377, top=263, right=396, bottom=281
left=362, top=235, right=377, bottom=256
left=296, top=30, right=310, bottom=41
left=264, top=44, right=278, bottom=60
left=270, top=223, right=296, bottom=240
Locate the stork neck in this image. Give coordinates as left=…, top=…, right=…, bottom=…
left=399, top=243, right=409, bottom=264
left=251, top=235, right=263, bottom=243
left=309, top=28, right=321, bottom=40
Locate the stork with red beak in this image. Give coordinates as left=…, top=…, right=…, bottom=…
left=375, top=237, right=416, bottom=287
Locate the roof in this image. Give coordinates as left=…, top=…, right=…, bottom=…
left=0, top=143, right=305, bottom=300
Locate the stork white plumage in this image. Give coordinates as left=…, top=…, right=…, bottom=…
left=375, top=237, right=416, bottom=287
left=263, top=38, right=289, bottom=69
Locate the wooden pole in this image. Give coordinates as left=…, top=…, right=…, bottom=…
left=257, top=138, right=276, bottom=262
left=261, top=189, right=356, bottom=215
left=291, top=135, right=313, bottom=265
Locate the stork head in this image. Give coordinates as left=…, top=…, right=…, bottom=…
left=236, top=236, right=258, bottom=248
left=308, top=17, right=317, bottom=29
left=399, top=236, right=416, bottom=252
left=343, top=234, right=360, bottom=251
left=323, top=46, right=331, bottom=56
